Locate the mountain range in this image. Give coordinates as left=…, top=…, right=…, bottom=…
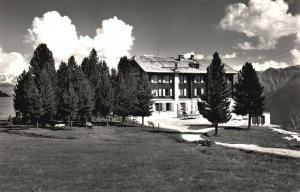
left=258, top=65, right=300, bottom=129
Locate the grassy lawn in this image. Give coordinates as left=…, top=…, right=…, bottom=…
left=0, top=125, right=300, bottom=191
left=188, top=125, right=300, bottom=150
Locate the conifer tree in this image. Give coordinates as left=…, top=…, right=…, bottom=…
left=114, top=73, right=137, bottom=121
left=118, top=56, right=132, bottom=75
left=81, top=49, right=99, bottom=89
left=29, top=43, right=58, bottom=121
left=198, top=52, right=231, bottom=135
left=233, top=62, right=265, bottom=129
left=57, top=57, right=80, bottom=124
left=14, top=71, right=29, bottom=120
left=23, top=71, right=44, bottom=128
left=62, top=82, right=78, bottom=126
left=95, top=61, right=113, bottom=125
left=74, top=67, right=94, bottom=123
left=133, top=72, right=154, bottom=127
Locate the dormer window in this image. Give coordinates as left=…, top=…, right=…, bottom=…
left=188, top=63, right=199, bottom=68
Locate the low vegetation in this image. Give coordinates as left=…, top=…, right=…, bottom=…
left=0, top=125, right=299, bottom=191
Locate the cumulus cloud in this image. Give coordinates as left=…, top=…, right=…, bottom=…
left=219, top=0, right=300, bottom=50
left=291, top=48, right=300, bottom=64
left=183, top=52, right=204, bottom=59
left=25, top=11, right=134, bottom=69
left=221, top=52, right=237, bottom=59
left=0, top=46, right=28, bottom=76
left=233, top=60, right=289, bottom=71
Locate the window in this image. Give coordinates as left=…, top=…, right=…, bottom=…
left=179, top=75, right=187, bottom=83
left=155, top=103, right=162, bottom=111
left=200, top=76, right=204, bottom=83
left=166, top=103, right=172, bottom=111
left=180, top=88, right=187, bottom=96
left=151, top=75, right=158, bottom=83
left=227, top=76, right=230, bottom=83
left=201, top=88, right=204, bottom=94
left=194, top=88, right=200, bottom=96
left=152, top=89, right=158, bottom=97
left=194, top=76, right=200, bottom=83
left=180, top=103, right=186, bottom=111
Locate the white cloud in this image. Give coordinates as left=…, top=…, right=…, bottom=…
left=291, top=48, right=300, bottom=65
left=222, top=52, right=237, bottom=59
left=25, top=11, right=134, bottom=69
left=183, top=52, right=204, bottom=59
left=0, top=46, right=28, bottom=76
left=219, top=0, right=300, bottom=50
left=233, top=60, right=289, bottom=71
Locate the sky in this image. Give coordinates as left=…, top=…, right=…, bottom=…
left=0, top=0, right=299, bottom=75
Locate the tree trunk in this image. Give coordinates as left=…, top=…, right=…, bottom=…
left=214, top=122, right=218, bottom=135
left=36, top=120, right=39, bottom=129
left=122, top=116, right=125, bottom=122
left=142, top=116, right=144, bottom=128
left=248, top=114, right=251, bottom=129
left=106, top=116, right=109, bottom=126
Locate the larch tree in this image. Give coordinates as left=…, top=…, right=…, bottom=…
left=95, top=61, right=113, bottom=125
left=198, top=52, right=231, bottom=135
left=233, top=62, right=265, bottom=129
left=74, top=66, right=94, bottom=123
left=29, top=43, right=58, bottom=122
left=133, top=72, right=154, bottom=127
left=14, top=71, right=30, bottom=121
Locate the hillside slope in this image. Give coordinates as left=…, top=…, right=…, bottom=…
left=259, top=66, right=300, bottom=129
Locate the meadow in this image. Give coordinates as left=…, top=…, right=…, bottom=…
left=0, top=125, right=299, bottom=191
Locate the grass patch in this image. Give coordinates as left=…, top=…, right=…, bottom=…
left=0, top=125, right=299, bottom=191
left=209, top=126, right=300, bottom=150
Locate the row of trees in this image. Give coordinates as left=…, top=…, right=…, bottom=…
left=14, top=44, right=153, bottom=127
left=198, top=52, right=264, bottom=135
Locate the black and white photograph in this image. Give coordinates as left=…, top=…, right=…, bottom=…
left=0, top=0, right=299, bottom=191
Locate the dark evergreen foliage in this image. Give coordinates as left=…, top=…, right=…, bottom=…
left=29, top=43, right=58, bottom=121
left=132, top=72, right=154, bottom=126
left=114, top=73, right=137, bottom=121
left=233, top=62, right=265, bottom=129
left=14, top=70, right=32, bottom=121
left=74, top=66, right=94, bottom=121
left=198, top=52, right=231, bottom=135
left=95, top=61, right=113, bottom=119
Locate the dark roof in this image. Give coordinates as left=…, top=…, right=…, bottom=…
left=131, top=56, right=237, bottom=74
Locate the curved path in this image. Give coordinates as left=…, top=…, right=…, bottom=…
left=136, top=113, right=300, bottom=158
left=215, top=142, right=300, bottom=159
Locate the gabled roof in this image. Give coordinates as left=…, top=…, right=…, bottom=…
left=131, top=56, right=237, bottom=74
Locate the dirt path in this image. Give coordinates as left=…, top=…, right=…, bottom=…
left=215, top=142, right=300, bottom=159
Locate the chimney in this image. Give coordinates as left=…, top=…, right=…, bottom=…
left=190, top=55, right=194, bottom=59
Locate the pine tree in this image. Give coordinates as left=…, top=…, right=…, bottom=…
left=133, top=72, right=154, bottom=127
left=23, top=72, right=45, bottom=128
left=117, top=56, right=132, bottom=75
left=57, top=56, right=80, bottom=125
left=81, top=49, right=99, bottom=89
left=62, top=82, right=78, bottom=126
left=233, top=62, right=265, bottom=129
left=95, top=61, right=113, bottom=125
left=74, top=67, right=94, bottom=123
left=198, top=52, right=231, bottom=135
left=114, top=73, right=137, bottom=121
left=14, top=71, right=29, bottom=120
left=37, top=70, right=57, bottom=123
left=29, top=43, right=58, bottom=121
